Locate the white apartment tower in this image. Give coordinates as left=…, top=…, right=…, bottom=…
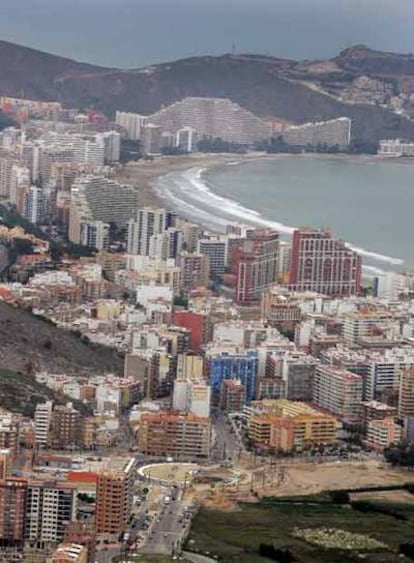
left=115, top=111, right=147, bottom=141
left=127, top=207, right=169, bottom=256
left=34, top=401, right=53, bottom=448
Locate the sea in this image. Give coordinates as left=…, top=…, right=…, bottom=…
left=155, top=155, right=414, bottom=277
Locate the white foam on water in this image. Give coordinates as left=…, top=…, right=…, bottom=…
left=155, top=165, right=404, bottom=268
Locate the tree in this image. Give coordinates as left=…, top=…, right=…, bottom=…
left=384, top=441, right=414, bottom=467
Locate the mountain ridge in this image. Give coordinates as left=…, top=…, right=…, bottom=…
left=1, top=40, right=414, bottom=142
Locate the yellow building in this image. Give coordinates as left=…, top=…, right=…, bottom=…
left=247, top=400, right=340, bottom=452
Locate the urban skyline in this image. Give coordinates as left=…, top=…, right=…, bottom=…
left=0, top=4, right=413, bottom=560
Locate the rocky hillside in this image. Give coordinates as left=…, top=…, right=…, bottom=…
left=0, top=368, right=89, bottom=417
left=0, top=301, right=122, bottom=375
left=1, top=41, right=414, bottom=142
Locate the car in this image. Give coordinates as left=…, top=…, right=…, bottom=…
left=164, top=533, right=168, bottom=537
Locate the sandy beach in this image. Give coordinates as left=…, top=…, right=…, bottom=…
left=114, top=151, right=309, bottom=211
left=115, top=153, right=245, bottom=208
left=115, top=152, right=388, bottom=210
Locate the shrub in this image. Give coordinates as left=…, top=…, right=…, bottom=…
left=329, top=490, right=350, bottom=504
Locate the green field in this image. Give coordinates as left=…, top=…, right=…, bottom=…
left=186, top=499, right=414, bottom=562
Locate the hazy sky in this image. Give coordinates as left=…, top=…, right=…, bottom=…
left=0, top=0, right=413, bottom=68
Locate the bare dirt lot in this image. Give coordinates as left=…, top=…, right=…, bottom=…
left=248, top=460, right=410, bottom=497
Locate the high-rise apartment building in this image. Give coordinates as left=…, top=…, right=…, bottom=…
left=0, top=477, right=27, bottom=546
left=25, top=480, right=77, bottom=546
left=34, top=401, right=53, bottom=448
left=172, top=378, right=211, bottom=418
left=96, top=131, right=121, bottom=163
left=79, top=220, right=109, bottom=250
left=50, top=403, right=82, bottom=450
left=127, top=207, right=171, bottom=256
left=289, top=228, right=361, bottom=296
left=115, top=111, right=147, bottom=141
left=178, top=252, right=210, bottom=289
left=176, top=353, right=205, bottom=379
left=342, top=309, right=396, bottom=346
left=69, top=175, right=140, bottom=247
left=398, top=369, right=414, bottom=419
left=24, top=185, right=45, bottom=224
left=0, top=450, right=11, bottom=480
left=282, top=117, right=351, bottom=149
left=138, top=412, right=211, bottom=458
left=219, top=379, right=245, bottom=413
left=231, top=229, right=279, bottom=303
left=197, top=237, right=228, bottom=276
left=279, top=352, right=318, bottom=401
left=147, top=97, right=271, bottom=145
left=366, top=418, right=402, bottom=451
left=0, top=413, right=19, bottom=457
left=313, top=365, right=363, bottom=425
left=173, top=312, right=211, bottom=351
left=176, top=127, right=198, bottom=152
left=206, top=349, right=258, bottom=403
left=0, top=152, right=18, bottom=198
left=322, top=346, right=414, bottom=401
left=141, top=124, right=163, bottom=155
left=95, top=458, right=136, bottom=537
left=149, top=227, right=183, bottom=260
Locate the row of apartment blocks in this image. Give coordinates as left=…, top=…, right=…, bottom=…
left=0, top=455, right=136, bottom=559
left=124, top=209, right=361, bottom=301
left=116, top=98, right=352, bottom=153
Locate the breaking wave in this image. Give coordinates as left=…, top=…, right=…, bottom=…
left=155, top=165, right=404, bottom=270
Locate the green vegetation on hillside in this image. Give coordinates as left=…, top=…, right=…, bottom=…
left=1, top=41, right=414, bottom=143
left=0, top=301, right=123, bottom=375
left=186, top=498, right=414, bottom=562
left=0, top=369, right=90, bottom=417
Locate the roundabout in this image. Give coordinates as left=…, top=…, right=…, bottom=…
left=138, top=462, right=199, bottom=486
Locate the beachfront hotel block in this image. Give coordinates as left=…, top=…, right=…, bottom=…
left=69, top=175, right=140, bottom=249
left=288, top=228, right=361, bottom=296
left=378, top=139, right=414, bottom=157
left=146, top=96, right=272, bottom=145
left=244, top=399, right=339, bottom=452
left=230, top=229, right=279, bottom=303
left=282, top=117, right=351, bottom=149
left=115, top=111, right=147, bottom=141
left=313, top=365, right=363, bottom=425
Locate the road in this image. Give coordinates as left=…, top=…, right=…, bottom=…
left=95, top=545, right=121, bottom=563
left=211, top=410, right=244, bottom=464
left=139, top=489, right=191, bottom=556
left=183, top=551, right=217, bottom=563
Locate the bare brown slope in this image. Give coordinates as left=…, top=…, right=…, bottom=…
left=1, top=41, right=414, bottom=142
left=0, top=301, right=122, bottom=375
